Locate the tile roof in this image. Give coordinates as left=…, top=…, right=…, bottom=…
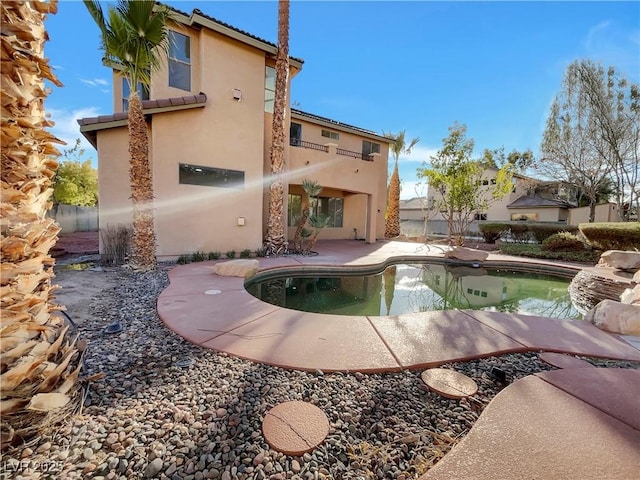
left=77, top=93, right=207, bottom=127
left=400, top=197, right=428, bottom=209
left=292, top=108, right=391, bottom=141
left=507, top=194, right=575, bottom=209
left=164, top=3, right=304, bottom=65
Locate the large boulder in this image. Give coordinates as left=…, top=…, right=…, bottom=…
left=213, top=259, right=259, bottom=278
left=444, top=247, right=489, bottom=263
left=597, top=250, right=640, bottom=272
left=634, top=269, right=640, bottom=283
left=585, top=299, right=640, bottom=336
left=620, top=284, right=640, bottom=306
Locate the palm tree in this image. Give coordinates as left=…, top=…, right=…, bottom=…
left=264, top=0, right=290, bottom=256
left=383, top=131, right=420, bottom=238
left=84, top=0, right=172, bottom=270
left=293, top=179, right=322, bottom=252
left=1, top=0, right=83, bottom=448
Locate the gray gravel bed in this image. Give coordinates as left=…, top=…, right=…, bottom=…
left=4, top=267, right=638, bottom=480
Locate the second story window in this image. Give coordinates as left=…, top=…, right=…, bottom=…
left=265, top=66, right=275, bottom=113
left=362, top=140, right=380, bottom=159
left=169, top=31, right=191, bottom=91
left=321, top=129, right=339, bottom=140
left=290, top=122, right=302, bottom=146
left=122, top=78, right=149, bottom=111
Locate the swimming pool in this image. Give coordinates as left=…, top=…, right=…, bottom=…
left=246, top=262, right=582, bottom=319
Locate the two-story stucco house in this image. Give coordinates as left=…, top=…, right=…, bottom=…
left=79, top=5, right=389, bottom=259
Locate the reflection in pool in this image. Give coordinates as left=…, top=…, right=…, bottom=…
left=245, top=263, right=582, bottom=319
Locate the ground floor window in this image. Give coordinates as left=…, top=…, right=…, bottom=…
left=511, top=212, right=538, bottom=221
left=474, top=213, right=487, bottom=221
left=287, top=194, right=344, bottom=228
left=179, top=163, right=244, bottom=188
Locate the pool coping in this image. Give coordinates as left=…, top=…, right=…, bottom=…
left=157, top=240, right=640, bottom=373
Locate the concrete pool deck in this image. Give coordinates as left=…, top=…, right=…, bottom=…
left=158, top=239, right=640, bottom=479
left=158, top=239, right=640, bottom=371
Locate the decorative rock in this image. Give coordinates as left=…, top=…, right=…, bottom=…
left=597, top=250, right=640, bottom=271
left=538, top=352, right=595, bottom=369
left=585, top=299, right=640, bottom=336
left=145, top=458, right=163, bottom=478
left=444, top=247, right=489, bottom=263
left=421, top=368, right=478, bottom=399
left=634, top=269, right=640, bottom=282
left=620, top=284, right=640, bottom=305
left=262, top=401, right=329, bottom=455
left=212, top=259, right=259, bottom=278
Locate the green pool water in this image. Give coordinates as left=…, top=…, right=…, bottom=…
left=246, top=263, right=582, bottom=319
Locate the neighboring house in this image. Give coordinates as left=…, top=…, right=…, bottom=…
left=79, top=5, right=389, bottom=258
left=425, top=167, right=620, bottom=235
left=399, top=197, right=429, bottom=221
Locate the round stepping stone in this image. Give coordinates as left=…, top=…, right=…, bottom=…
left=421, top=368, right=478, bottom=399
left=262, top=401, right=329, bottom=455
left=539, top=352, right=595, bottom=369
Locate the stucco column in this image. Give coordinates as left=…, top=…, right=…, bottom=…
left=366, top=193, right=376, bottom=244
left=324, top=143, right=338, bottom=155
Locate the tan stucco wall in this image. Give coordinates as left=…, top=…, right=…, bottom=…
left=96, top=19, right=388, bottom=257
left=568, top=203, right=620, bottom=225
left=96, top=127, right=133, bottom=232
left=287, top=120, right=388, bottom=240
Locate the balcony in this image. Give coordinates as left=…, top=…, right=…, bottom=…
left=289, top=138, right=373, bottom=161
left=289, top=138, right=328, bottom=153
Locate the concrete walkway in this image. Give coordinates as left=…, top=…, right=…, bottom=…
left=158, top=240, right=640, bottom=372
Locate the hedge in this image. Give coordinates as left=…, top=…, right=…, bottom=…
left=578, top=222, right=640, bottom=251
left=478, top=222, right=579, bottom=244
left=478, top=223, right=508, bottom=244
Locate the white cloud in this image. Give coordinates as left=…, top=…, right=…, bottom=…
left=397, top=145, right=440, bottom=164
left=585, top=20, right=612, bottom=52
left=79, top=77, right=110, bottom=88
left=46, top=106, right=101, bottom=159
left=399, top=180, right=429, bottom=200
left=584, top=21, right=640, bottom=81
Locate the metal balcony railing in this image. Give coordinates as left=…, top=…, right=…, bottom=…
left=289, top=138, right=328, bottom=153
left=336, top=147, right=373, bottom=161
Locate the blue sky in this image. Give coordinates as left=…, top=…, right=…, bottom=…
left=45, top=0, right=639, bottom=199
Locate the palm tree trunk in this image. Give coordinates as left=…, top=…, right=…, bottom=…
left=127, top=93, right=156, bottom=269
left=265, top=0, right=289, bottom=256
left=1, top=0, right=81, bottom=449
left=384, top=161, right=401, bottom=237
left=293, top=196, right=310, bottom=252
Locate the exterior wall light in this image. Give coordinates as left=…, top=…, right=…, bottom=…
left=232, top=89, right=242, bottom=101
left=237, top=217, right=245, bottom=226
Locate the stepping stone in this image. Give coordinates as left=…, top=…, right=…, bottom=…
left=538, top=352, right=595, bottom=369
left=262, top=401, right=329, bottom=455
left=421, top=368, right=478, bottom=399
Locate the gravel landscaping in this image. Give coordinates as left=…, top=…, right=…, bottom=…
left=3, top=266, right=637, bottom=480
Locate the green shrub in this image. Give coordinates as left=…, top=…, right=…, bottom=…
left=528, top=223, right=579, bottom=243
left=254, top=247, right=267, bottom=258
left=225, top=250, right=236, bottom=259
left=240, top=249, right=252, bottom=258
left=499, top=243, right=600, bottom=263
left=579, top=222, right=640, bottom=251
left=478, top=223, right=508, bottom=244
left=176, top=254, right=190, bottom=264
left=207, top=251, right=221, bottom=260
left=190, top=251, right=207, bottom=262
left=508, top=223, right=531, bottom=243
left=542, top=232, right=586, bottom=251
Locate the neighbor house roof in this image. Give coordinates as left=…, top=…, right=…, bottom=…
left=164, top=4, right=304, bottom=69
left=78, top=93, right=207, bottom=148
left=507, top=194, right=575, bottom=209
left=292, top=109, right=391, bottom=143
left=400, top=197, right=427, bottom=209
